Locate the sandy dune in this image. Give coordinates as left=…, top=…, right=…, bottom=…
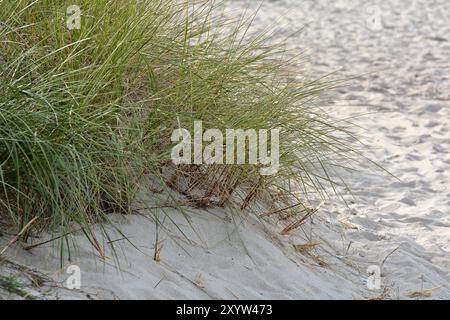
left=1, top=0, right=449, bottom=299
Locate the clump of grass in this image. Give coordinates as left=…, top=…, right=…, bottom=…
left=0, top=275, right=37, bottom=300
left=0, top=0, right=368, bottom=258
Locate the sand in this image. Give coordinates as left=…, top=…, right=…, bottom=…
left=1, top=0, right=449, bottom=300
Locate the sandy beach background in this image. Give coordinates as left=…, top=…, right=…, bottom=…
left=1, top=0, right=449, bottom=299
left=225, top=0, right=450, bottom=297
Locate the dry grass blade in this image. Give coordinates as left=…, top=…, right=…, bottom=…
left=281, top=208, right=318, bottom=235
left=259, top=202, right=306, bottom=218
left=0, top=216, right=38, bottom=255
left=293, top=242, right=327, bottom=267
left=407, top=290, right=433, bottom=299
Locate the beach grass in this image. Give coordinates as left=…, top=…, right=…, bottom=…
left=0, top=0, right=366, bottom=258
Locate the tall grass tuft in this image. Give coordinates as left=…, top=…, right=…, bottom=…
left=0, top=0, right=369, bottom=258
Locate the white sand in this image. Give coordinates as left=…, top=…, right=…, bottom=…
left=1, top=0, right=449, bottom=300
